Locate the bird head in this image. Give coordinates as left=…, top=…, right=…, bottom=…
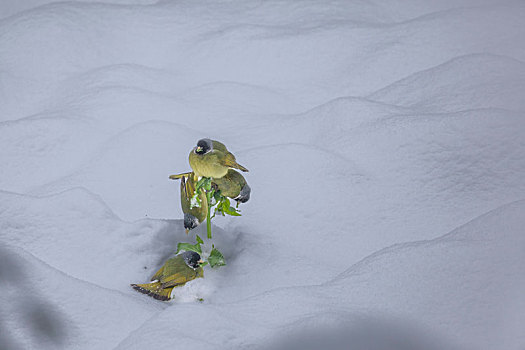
left=194, top=138, right=212, bottom=155
left=184, top=213, right=200, bottom=232
left=236, top=183, right=251, bottom=203
left=181, top=251, right=204, bottom=269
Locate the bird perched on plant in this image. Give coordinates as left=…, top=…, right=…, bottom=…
left=189, top=138, right=248, bottom=179
left=180, top=173, right=207, bottom=233
left=212, top=169, right=251, bottom=203
left=131, top=251, right=204, bottom=301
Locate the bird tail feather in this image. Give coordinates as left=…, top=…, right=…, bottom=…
left=169, top=172, right=192, bottom=180
left=130, top=282, right=174, bottom=301
left=233, top=163, right=249, bottom=172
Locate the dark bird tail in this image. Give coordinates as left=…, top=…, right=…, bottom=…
left=131, top=282, right=174, bottom=301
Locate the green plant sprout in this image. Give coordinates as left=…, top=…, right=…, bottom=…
left=194, top=176, right=241, bottom=239
left=178, top=176, right=240, bottom=268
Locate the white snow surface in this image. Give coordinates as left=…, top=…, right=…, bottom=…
left=1, top=1, right=524, bottom=349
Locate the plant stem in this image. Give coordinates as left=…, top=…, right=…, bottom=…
left=205, top=178, right=212, bottom=239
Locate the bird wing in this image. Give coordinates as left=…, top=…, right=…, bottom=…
left=150, top=265, right=165, bottom=281
left=186, top=173, right=197, bottom=194
left=180, top=173, right=198, bottom=200
left=180, top=175, right=188, bottom=197
left=161, top=271, right=194, bottom=288
left=221, top=152, right=249, bottom=172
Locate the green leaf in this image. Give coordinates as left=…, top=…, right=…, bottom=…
left=211, top=193, right=242, bottom=217
left=208, top=247, right=226, bottom=268
left=225, top=206, right=241, bottom=216
left=195, top=235, right=204, bottom=244
left=217, top=197, right=230, bottom=216
left=204, top=178, right=212, bottom=191
left=176, top=242, right=202, bottom=254
left=195, top=177, right=212, bottom=196
left=195, top=177, right=208, bottom=190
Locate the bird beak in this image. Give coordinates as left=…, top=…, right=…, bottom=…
left=198, top=259, right=205, bottom=264
left=185, top=228, right=189, bottom=234
left=196, top=146, right=203, bottom=152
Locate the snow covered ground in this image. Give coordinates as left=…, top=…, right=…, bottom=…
left=1, top=0, right=524, bottom=349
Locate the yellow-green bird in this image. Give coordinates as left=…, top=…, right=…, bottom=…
left=131, top=251, right=204, bottom=301
left=180, top=173, right=207, bottom=233
left=212, top=169, right=251, bottom=203
left=189, top=138, right=248, bottom=179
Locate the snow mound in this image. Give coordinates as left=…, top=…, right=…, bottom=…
left=3, top=0, right=525, bottom=119
left=369, top=54, right=525, bottom=112
left=0, top=245, right=160, bottom=350
left=31, top=121, right=202, bottom=220
left=0, top=0, right=157, bottom=20
left=0, top=188, right=181, bottom=290
left=0, top=116, right=103, bottom=192
left=238, top=96, right=411, bottom=148
left=112, top=200, right=525, bottom=350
